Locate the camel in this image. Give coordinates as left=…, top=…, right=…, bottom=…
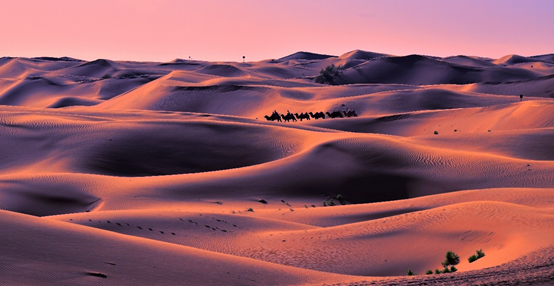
left=295, top=112, right=311, bottom=121
left=264, top=113, right=282, bottom=122
left=281, top=113, right=297, bottom=122
left=309, top=112, right=325, bottom=119
left=343, top=109, right=358, bottom=117
left=326, top=111, right=343, bottom=118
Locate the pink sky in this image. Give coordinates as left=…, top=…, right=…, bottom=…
left=0, top=0, right=552, bottom=62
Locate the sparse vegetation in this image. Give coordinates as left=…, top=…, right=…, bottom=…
left=258, top=199, right=268, bottom=204
left=407, top=269, right=416, bottom=276
left=323, top=198, right=337, bottom=206
left=101, top=74, right=111, bottom=79
left=247, top=208, right=253, bottom=212
left=443, top=251, right=460, bottom=267
left=418, top=251, right=464, bottom=275
left=434, top=130, right=439, bottom=135
left=315, top=64, right=342, bottom=85
left=477, top=249, right=485, bottom=258
left=469, top=249, right=485, bottom=263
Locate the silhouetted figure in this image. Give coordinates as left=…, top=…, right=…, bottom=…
left=326, top=111, right=344, bottom=118
left=309, top=111, right=325, bottom=119
left=280, top=113, right=296, bottom=122
left=295, top=113, right=310, bottom=121
left=520, top=94, right=523, bottom=101
left=343, top=109, right=358, bottom=117
left=265, top=113, right=282, bottom=122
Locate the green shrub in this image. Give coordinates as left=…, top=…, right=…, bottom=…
left=446, top=251, right=460, bottom=265
left=442, top=267, right=450, bottom=274
left=101, top=74, right=111, bottom=79
left=323, top=201, right=327, bottom=207
left=425, top=270, right=433, bottom=275
left=450, top=266, right=457, bottom=273
left=336, top=194, right=343, bottom=201
left=315, top=64, right=342, bottom=85
left=434, top=269, right=441, bottom=274
left=469, top=249, right=485, bottom=263
left=247, top=208, right=253, bottom=212
left=434, top=130, right=438, bottom=135
left=407, top=269, right=416, bottom=276
left=328, top=199, right=335, bottom=206
left=476, top=249, right=485, bottom=258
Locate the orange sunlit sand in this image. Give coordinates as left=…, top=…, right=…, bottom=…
left=1, top=51, right=554, bottom=285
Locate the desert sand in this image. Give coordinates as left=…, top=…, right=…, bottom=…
left=0, top=50, right=553, bottom=285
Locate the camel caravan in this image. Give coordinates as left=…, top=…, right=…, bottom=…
left=264, top=109, right=358, bottom=122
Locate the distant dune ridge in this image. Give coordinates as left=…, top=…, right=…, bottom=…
left=1, top=50, right=554, bottom=285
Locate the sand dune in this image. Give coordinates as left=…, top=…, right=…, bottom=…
left=1, top=50, right=553, bottom=285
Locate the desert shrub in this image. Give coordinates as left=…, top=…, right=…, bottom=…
left=328, top=199, right=335, bottom=206
left=315, top=64, right=342, bottom=85
left=434, top=130, right=438, bottom=135
left=101, top=74, right=111, bottom=79
left=425, top=270, right=433, bottom=275
left=445, top=251, right=460, bottom=265
left=476, top=249, right=485, bottom=258
left=442, top=267, right=450, bottom=274
left=336, top=194, right=344, bottom=201
left=407, top=269, right=416, bottom=276
left=469, top=249, right=485, bottom=263
left=434, top=269, right=441, bottom=274
left=323, top=201, right=327, bottom=207
left=450, top=266, right=457, bottom=273
left=258, top=199, right=267, bottom=204
left=247, top=208, right=253, bottom=212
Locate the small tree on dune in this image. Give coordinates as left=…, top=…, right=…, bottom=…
left=315, top=64, right=342, bottom=85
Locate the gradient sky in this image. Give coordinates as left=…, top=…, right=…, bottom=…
left=1, top=0, right=552, bottom=62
